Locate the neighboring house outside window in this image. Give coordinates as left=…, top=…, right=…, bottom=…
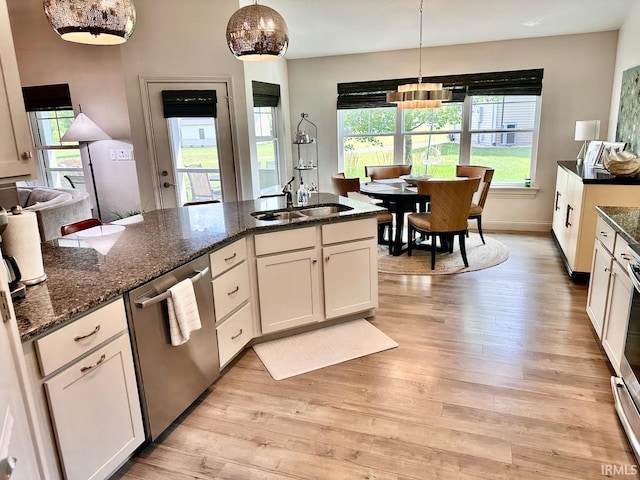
left=28, top=109, right=83, bottom=189
left=338, top=94, right=541, bottom=185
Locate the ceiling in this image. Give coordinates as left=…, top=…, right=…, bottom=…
left=241, top=0, right=635, bottom=59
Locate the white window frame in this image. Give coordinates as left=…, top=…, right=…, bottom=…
left=28, top=110, right=83, bottom=188
left=338, top=95, right=542, bottom=187
left=254, top=106, right=281, bottom=195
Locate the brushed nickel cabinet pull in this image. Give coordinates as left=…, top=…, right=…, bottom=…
left=80, top=354, right=106, bottom=373
left=621, top=253, right=633, bottom=261
left=600, top=231, right=609, bottom=237
left=74, top=325, right=101, bottom=341
left=224, top=252, right=237, bottom=262
left=231, top=329, right=243, bottom=340
left=227, top=286, right=240, bottom=296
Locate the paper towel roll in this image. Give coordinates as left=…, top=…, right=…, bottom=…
left=1, top=211, right=46, bottom=285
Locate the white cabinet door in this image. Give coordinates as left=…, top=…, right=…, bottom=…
left=587, top=240, right=613, bottom=339
left=551, top=166, right=568, bottom=244
left=0, top=0, right=34, bottom=181
left=44, top=334, right=144, bottom=480
left=257, top=248, right=321, bottom=334
left=602, top=260, right=633, bottom=375
left=564, top=172, right=584, bottom=269
left=323, top=238, right=377, bottom=320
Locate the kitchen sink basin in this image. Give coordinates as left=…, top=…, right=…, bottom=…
left=298, top=205, right=353, bottom=217
left=251, top=203, right=353, bottom=221
left=251, top=210, right=306, bottom=221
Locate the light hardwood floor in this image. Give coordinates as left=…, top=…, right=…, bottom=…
left=114, top=232, right=639, bottom=480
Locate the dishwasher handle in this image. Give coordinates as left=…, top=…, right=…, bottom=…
left=135, top=267, right=209, bottom=308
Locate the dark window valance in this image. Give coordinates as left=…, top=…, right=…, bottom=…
left=252, top=81, right=281, bottom=108
left=162, top=90, right=217, bottom=118
left=22, top=84, right=72, bottom=112
left=337, top=68, right=544, bottom=109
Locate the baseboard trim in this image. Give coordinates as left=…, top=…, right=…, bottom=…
left=472, top=220, right=552, bottom=233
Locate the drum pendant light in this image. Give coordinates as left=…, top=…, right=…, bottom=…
left=43, top=0, right=136, bottom=46
left=226, top=1, right=289, bottom=61
left=386, top=0, right=451, bottom=109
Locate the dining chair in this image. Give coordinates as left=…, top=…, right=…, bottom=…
left=407, top=177, right=481, bottom=270
left=364, top=164, right=412, bottom=180
left=60, top=218, right=103, bottom=236
left=456, top=165, right=495, bottom=244
left=331, top=172, right=393, bottom=252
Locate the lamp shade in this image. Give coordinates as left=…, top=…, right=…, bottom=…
left=574, top=120, right=600, bottom=141
left=43, top=0, right=136, bottom=46
left=226, top=2, right=289, bottom=61
left=60, top=113, right=111, bottom=142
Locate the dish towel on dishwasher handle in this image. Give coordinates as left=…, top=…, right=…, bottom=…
left=167, top=279, right=202, bottom=346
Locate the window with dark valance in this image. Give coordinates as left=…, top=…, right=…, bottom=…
left=22, top=84, right=72, bottom=111
left=336, top=68, right=544, bottom=109
left=162, top=90, right=217, bottom=118
left=252, top=81, right=281, bottom=108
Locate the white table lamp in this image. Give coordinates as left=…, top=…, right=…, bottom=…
left=574, top=120, right=600, bottom=163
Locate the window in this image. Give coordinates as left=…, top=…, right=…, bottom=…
left=254, top=106, right=280, bottom=193
left=337, top=69, right=543, bottom=185
left=339, top=95, right=540, bottom=185
left=29, top=109, right=83, bottom=189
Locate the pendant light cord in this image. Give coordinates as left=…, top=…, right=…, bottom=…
left=418, top=0, right=424, bottom=84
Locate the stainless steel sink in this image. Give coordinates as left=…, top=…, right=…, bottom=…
left=251, top=203, right=353, bottom=221
left=251, top=210, right=306, bottom=221
left=299, top=205, right=353, bottom=217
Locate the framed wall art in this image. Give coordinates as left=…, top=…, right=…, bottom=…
left=616, top=65, right=640, bottom=155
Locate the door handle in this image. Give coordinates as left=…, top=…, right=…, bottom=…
left=163, top=182, right=175, bottom=188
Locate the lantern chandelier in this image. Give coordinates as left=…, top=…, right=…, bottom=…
left=43, top=0, right=136, bottom=46
left=386, top=0, right=451, bottom=109
left=226, top=1, right=289, bottom=61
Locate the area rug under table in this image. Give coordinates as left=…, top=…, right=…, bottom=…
left=378, top=232, right=509, bottom=275
left=253, top=319, right=398, bottom=380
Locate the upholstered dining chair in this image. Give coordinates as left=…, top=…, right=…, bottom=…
left=407, top=177, right=481, bottom=270
left=60, top=218, right=103, bottom=236
left=365, top=164, right=412, bottom=180
left=456, top=165, right=495, bottom=244
left=331, top=172, right=393, bottom=252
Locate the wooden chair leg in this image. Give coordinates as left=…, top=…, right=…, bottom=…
left=407, top=224, right=414, bottom=256
left=476, top=216, right=485, bottom=244
left=459, top=232, right=469, bottom=268
left=430, top=234, right=437, bottom=270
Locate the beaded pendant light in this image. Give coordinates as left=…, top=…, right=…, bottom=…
left=386, top=0, right=451, bottom=109
left=226, top=1, right=289, bottom=61
left=43, top=0, right=136, bottom=45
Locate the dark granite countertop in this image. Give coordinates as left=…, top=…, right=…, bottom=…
left=14, top=194, right=382, bottom=342
left=596, top=206, right=640, bottom=247
left=558, top=161, right=640, bottom=185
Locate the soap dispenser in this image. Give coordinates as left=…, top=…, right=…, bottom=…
left=297, top=181, right=306, bottom=206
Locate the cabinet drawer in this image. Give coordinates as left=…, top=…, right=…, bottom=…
left=217, top=303, right=253, bottom=367
left=209, top=237, right=247, bottom=278
left=613, top=234, right=634, bottom=272
left=322, top=217, right=376, bottom=245
left=595, top=216, right=616, bottom=253
left=212, top=261, right=250, bottom=321
left=36, top=299, right=127, bottom=377
left=255, top=226, right=316, bottom=256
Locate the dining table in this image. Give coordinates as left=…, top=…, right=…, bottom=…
left=360, top=178, right=429, bottom=256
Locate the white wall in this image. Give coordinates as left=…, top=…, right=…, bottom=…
left=288, top=32, right=619, bottom=231
left=608, top=1, right=640, bottom=141
left=7, top=0, right=141, bottom=221
left=118, top=0, right=253, bottom=208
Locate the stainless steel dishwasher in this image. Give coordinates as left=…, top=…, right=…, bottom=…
left=125, top=255, right=219, bottom=441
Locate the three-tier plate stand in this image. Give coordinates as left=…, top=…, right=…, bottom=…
left=293, top=113, right=319, bottom=193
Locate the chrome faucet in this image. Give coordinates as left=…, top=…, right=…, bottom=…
left=282, top=176, right=295, bottom=209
